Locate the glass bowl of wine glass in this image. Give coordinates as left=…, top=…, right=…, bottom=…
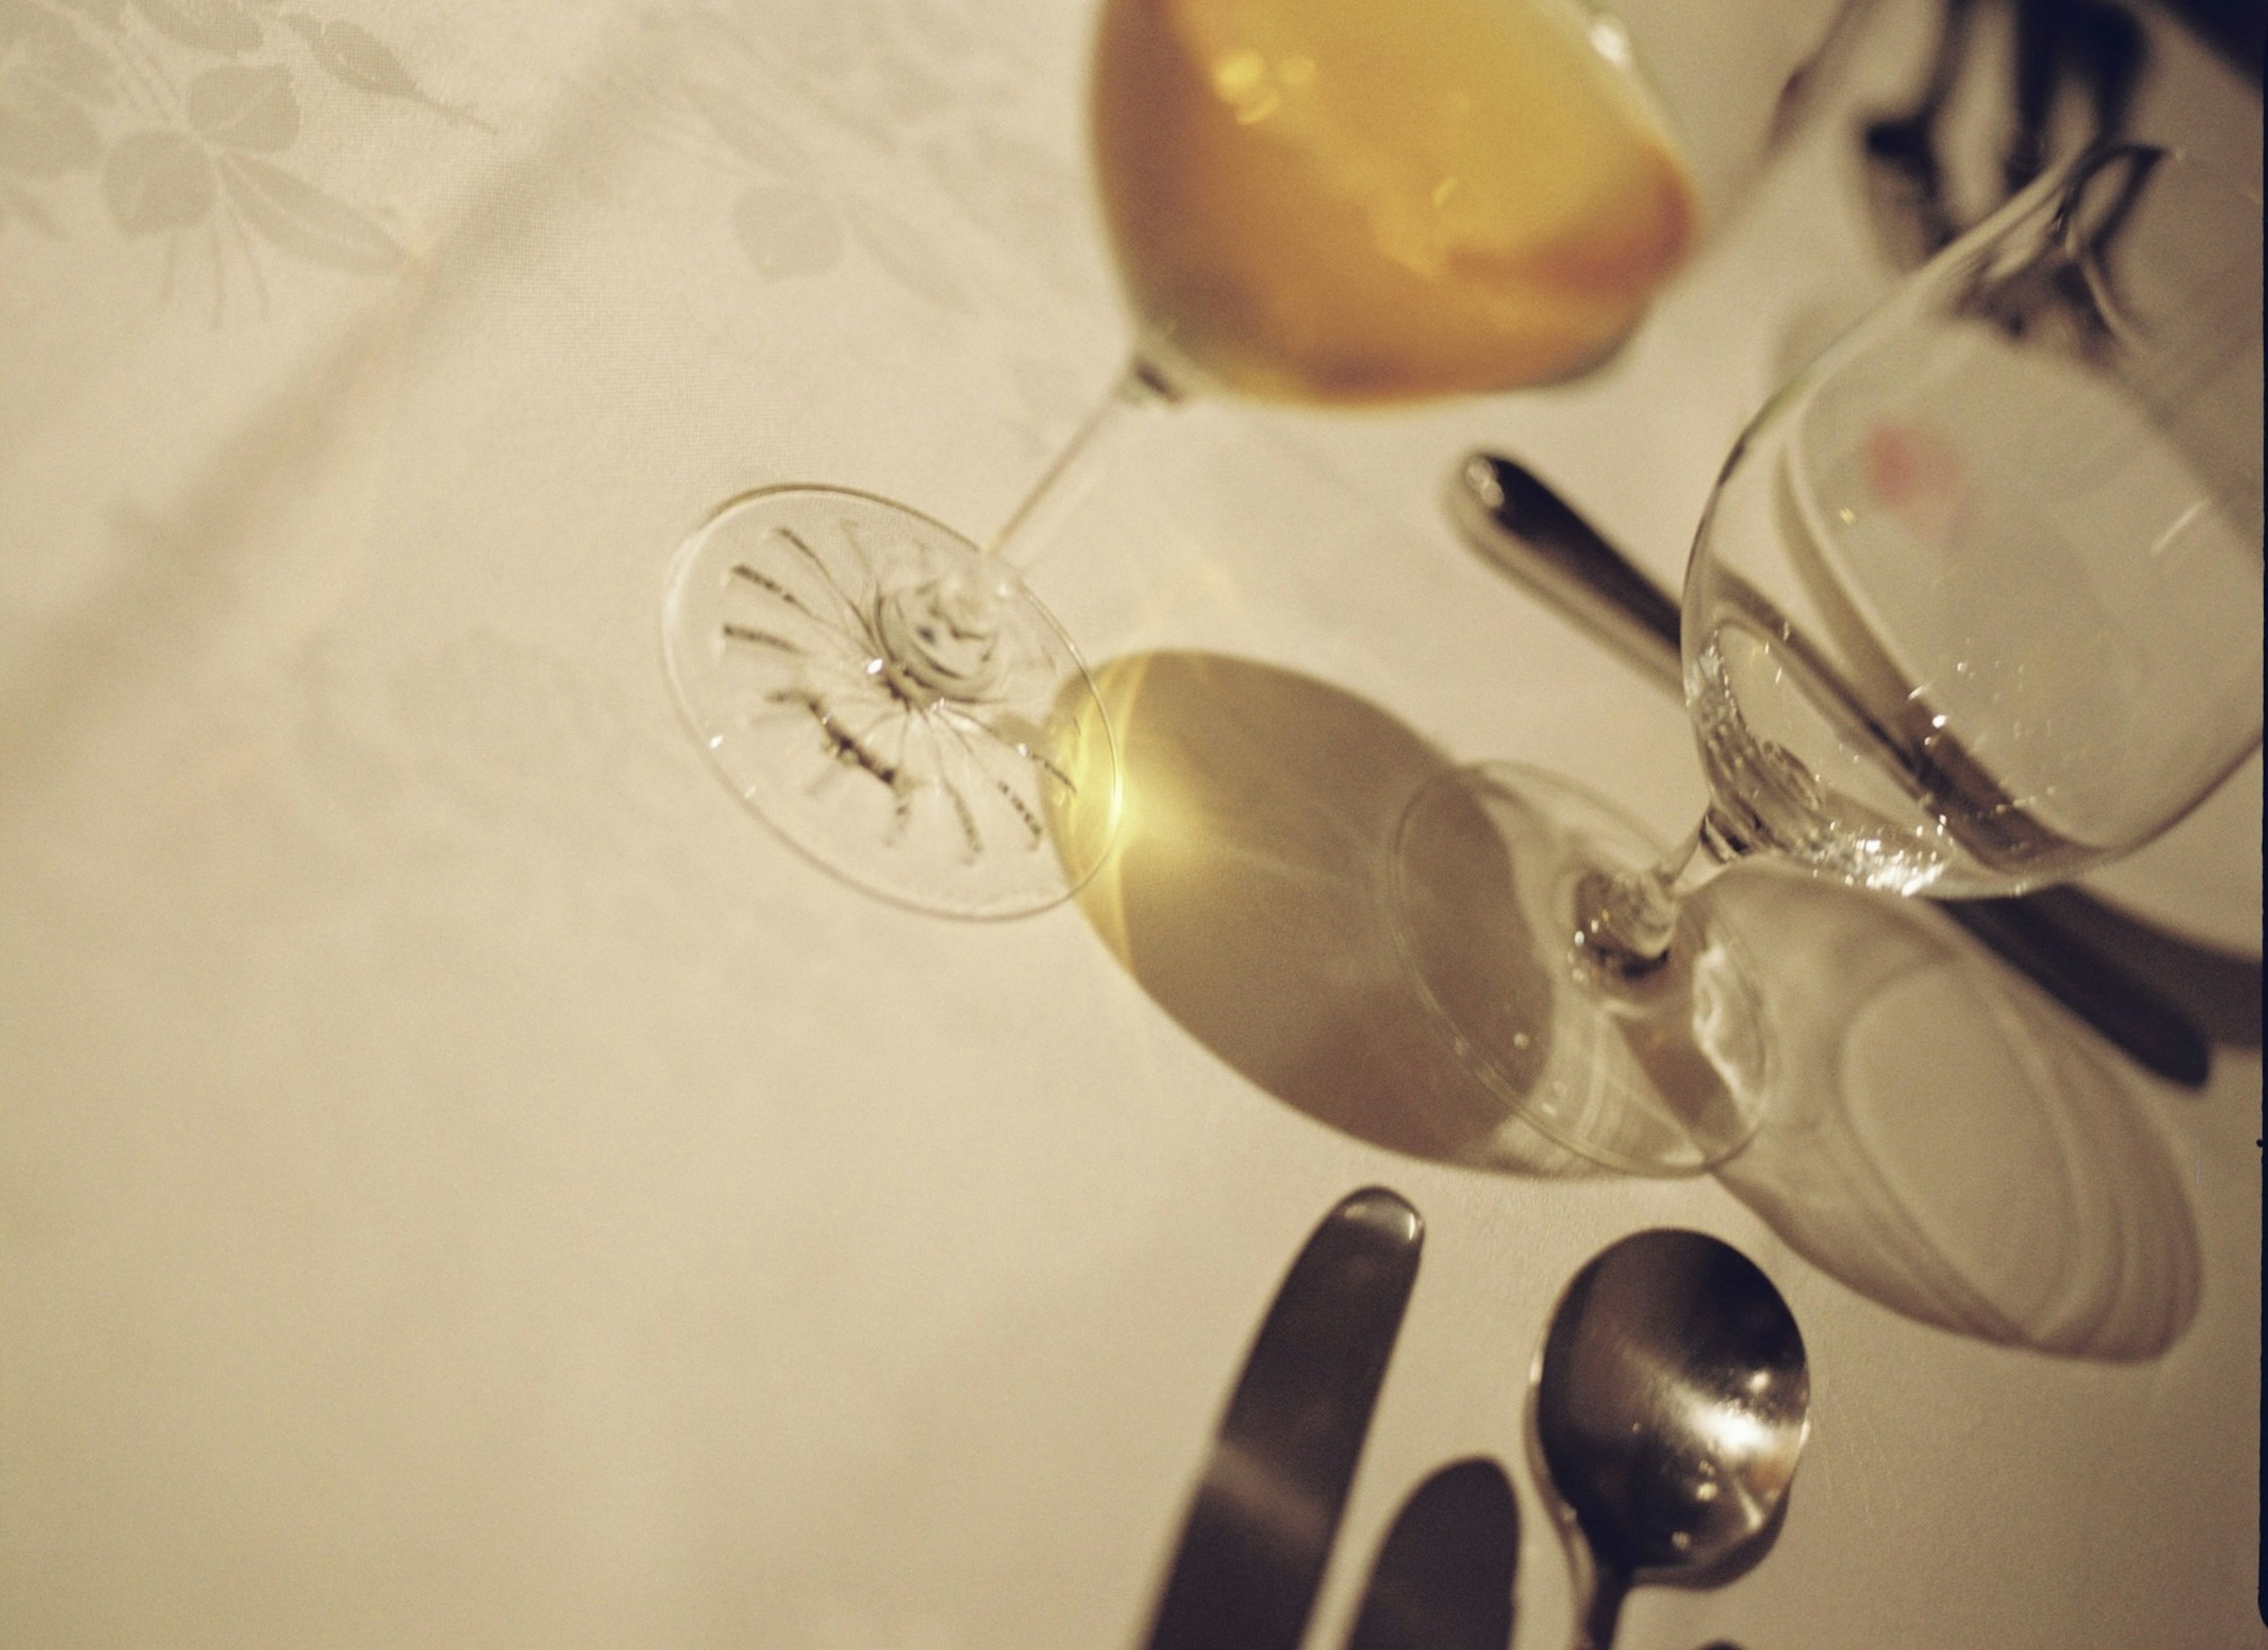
left=662, top=0, right=1856, bottom=917
left=1393, top=142, right=2264, bottom=1173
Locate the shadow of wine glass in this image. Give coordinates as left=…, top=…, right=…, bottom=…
left=1068, top=649, right=1598, bottom=1176
left=1064, top=648, right=2202, bottom=1359
left=1700, top=865, right=2202, bottom=1360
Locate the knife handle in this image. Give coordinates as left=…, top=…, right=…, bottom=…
left=1446, top=453, right=1684, bottom=696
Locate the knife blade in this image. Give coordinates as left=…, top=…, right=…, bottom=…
left=1446, top=451, right=2211, bottom=1088
left=1143, top=1187, right=1425, bottom=1650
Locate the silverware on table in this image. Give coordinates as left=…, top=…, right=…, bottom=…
left=1143, top=1187, right=1424, bottom=1650
left=1532, top=1229, right=1811, bottom=1650
left=1446, top=452, right=2213, bottom=1088
left=1859, top=0, right=1977, bottom=269
left=1343, top=1457, right=1520, bottom=1650
left=2004, top=0, right=2146, bottom=197
left=1860, top=0, right=2149, bottom=275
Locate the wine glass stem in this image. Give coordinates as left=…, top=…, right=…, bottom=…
left=983, top=356, right=1182, bottom=569
left=1576, top=808, right=1748, bottom=975
left=886, top=356, right=1178, bottom=695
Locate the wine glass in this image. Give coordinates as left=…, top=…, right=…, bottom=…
left=1393, top=142, right=2264, bottom=1173
left=660, top=0, right=1852, bottom=917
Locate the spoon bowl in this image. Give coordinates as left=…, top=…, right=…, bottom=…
left=1532, top=1228, right=1810, bottom=1649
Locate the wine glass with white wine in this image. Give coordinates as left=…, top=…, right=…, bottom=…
left=1394, top=142, right=2264, bottom=1173
left=660, top=0, right=1851, bottom=916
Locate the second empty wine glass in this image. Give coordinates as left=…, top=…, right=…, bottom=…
left=1394, top=143, right=2265, bottom=1173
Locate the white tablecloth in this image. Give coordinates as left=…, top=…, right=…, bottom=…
left=4, top=0, right=2261, bottom=1644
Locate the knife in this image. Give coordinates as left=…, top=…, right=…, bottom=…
left=1343, top=1456, right=1519, bottom=1650
left=1446, top=451, right=2212, bottom=1089
left=1143, top=1187, right=1425, bottom=1650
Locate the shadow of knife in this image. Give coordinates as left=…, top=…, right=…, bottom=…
left=1445, top=452, right=2217, bottom=1089
left=1142, top=1187, right=1425, bottom=1650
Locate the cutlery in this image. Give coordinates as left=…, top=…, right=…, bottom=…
left=1344, top=1457, right=1520, bottom=1650
left=1859, top=0, right=1976, bottom=270
left=1532, top=1229, right=1811, bottom=1650
left=1446, top=452, right=2212, bottom=1088
left=2004, top=0, right=2146, bottom=196
left=1863, top=0, right=2149, bottom=275
left=1143, top=1187, right=1424, bottom=1650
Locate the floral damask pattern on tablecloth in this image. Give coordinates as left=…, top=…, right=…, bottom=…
left=0, top=0, right=485, bottom=317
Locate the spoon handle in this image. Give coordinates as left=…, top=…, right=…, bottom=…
left=1572, top=1561, right=1630, bottom=1650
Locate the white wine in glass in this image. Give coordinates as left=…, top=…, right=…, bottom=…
left=1092, top=0, right=1698, bottom=400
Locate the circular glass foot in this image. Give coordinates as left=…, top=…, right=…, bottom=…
left=662, top=486, right=1120, bottom=918
left=1390, top=763, right=1771, bottom=1175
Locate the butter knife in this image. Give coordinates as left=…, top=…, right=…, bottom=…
left=1143, top=1187, right=1425, bottom=1650
left=1446, top=451, right=2211, bottom=1089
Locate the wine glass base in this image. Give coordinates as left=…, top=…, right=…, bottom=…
left=1390, top=763, right=1772, bottom=1176
left=661, top=486, right=1120, bottom=918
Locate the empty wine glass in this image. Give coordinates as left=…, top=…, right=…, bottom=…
left=662, top=0, right=1851, bottom=917
left=1394, top=143, right=2264, bottom=1173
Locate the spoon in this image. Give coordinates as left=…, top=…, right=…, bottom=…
left=1531, top=1229, right=1811, bottom=1650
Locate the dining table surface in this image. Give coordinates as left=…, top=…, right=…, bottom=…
left=3, top=0, right=2262, bottom=1645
